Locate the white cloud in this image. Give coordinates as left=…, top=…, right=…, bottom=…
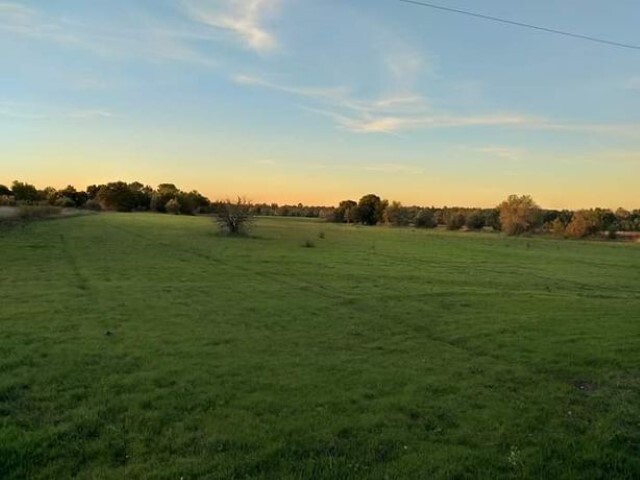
left=183, top=0, right=280, bottom=53
left=363, top=163, right=424, bottom=175
left=623, top=76, right=640, bottom=90
left=0, top=2, right=218, bottom=66
left=0, top=102, right=117, bottom=120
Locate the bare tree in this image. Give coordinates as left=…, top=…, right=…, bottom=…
left=214, top=197, right=254, bottom=235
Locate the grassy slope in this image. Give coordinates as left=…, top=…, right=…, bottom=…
left=1, top=214, right=639, bottom=479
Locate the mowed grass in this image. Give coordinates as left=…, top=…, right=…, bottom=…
left=1, top=214, right=639, bottom=479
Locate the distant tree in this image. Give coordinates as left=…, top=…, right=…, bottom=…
left=483, top=208, right=501, bottom=230
left=11, top=181, right=40, bottom=203
left=214, top=197, right=254, bottom=235
left=55, top=197, right=76, bottom=208
left=86, top=184, right=101, bottom=199
left=498, top=194, right=541, bottom=235
left=355, top=194, right=386, bottom=226
left=384, top=201, right=411, bottom=226
left=330, top=200, right=357, bottom=223
left=565, top=210, right=598, bottom=238
left=550, top=218, right=566, bottom=237
left=84, top=199, right=102, bottom=211
left=0, top=184, right=12, bottom=197
left=178, top=190, right=210, bottom=215
left=465, top=210, right=485, bottom=230
left=446, top=213, right=466, bottom=231
left=96, top=182, right=136, bottom=211
left=42, top=186, right=59, bottom=205
left=165, top=198, right=181, bottom=215
left=414, top=209, right=437, bottom=228
left=58, top=185, right=88, bottom=207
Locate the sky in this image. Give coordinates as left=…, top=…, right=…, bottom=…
left=1, top=0, right=639, bottom=209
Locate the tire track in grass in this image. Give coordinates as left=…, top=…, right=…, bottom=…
left=59, top=233, right=91, bottom=292
left=106, top=220, right=352, bottom=302
left=105, top=217, right=618, bottom=404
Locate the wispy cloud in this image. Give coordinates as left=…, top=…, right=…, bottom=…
left=623, top=76, right=640, bottom=90
left=363, top=163, right=424, bottom=175
left=233, top=74, right=348, bottom=100
left=0, top=102, right=117, bottom=121
left=245, top=73, right=640, bottom=137
left=465, top=146, right=525, bottom=161
left=0, top=2, right=218, bottom=66
left=183, top=0, right=281, bottom=53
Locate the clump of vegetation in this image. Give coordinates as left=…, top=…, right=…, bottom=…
left=565, top=210, right=598, bottom=239
left=550, top=218, right=566, bottom=237
left=213, top=197, right=254, bottom=235
left=446, top=213, right=466, bottom=231
left=17, top=205, right=63, bottom=220
left=384, top=201, right=411, bottom=227
left=499, top=194, right=541, bottom=235
left=414, top=209, right=437, bottom=228
left=318, top=231, right=325, bottom=239
left=165, top=198, right=181, bottom=215
left=302, top=239, right=315, bottom=248
left=84, top=199, right=102, bottom=211
left=465, top=210, right=485, bottom=230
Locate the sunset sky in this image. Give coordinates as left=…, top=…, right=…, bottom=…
left=2, top=0, right=639, bottom=209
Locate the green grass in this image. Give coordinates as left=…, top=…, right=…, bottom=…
left=1, top=213, right=639, bottom=479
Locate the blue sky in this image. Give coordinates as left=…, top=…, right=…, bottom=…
left=1, top=0, right=639, bottom=208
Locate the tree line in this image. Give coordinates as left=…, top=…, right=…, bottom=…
left=1, top=181, right=638, bottom=238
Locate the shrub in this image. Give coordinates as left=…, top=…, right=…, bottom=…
left=165, top=198, right=181, bottom=215
left=55, top=196, right=76, bottom=208
left=414, top=209, right=436, bottom=228
left=0, top=195, right=15, bottom=207
left=17, top=205, right=62, bottom=221
left=465, top=211, right=485, bottom=230
left=565, top=211, right=598, bottom=239
left=550, top=218, right=566, bottom=237
left=84, top=199, right=102, bottom=211
left=446, top=213, right=466, bottom=231
left=213, top=197, right=254, bottom=235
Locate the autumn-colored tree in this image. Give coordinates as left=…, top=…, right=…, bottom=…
left=565, top=210, right=598, bottom=238
left=498, top=194, right=541, bottom=235
left=550, top=218, right=566, bottom=237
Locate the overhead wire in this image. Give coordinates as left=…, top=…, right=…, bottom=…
left=399, top=0, right=640, bottom=51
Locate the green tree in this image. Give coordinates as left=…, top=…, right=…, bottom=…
left=11, top=181, right=40, bottom=203
left=355, top=194, right=386, bottom=226
left=498, top=194, right=541, bottom=236
left=331, top=200, right=357, bottom=223
left=0, top=184, right=12, bottom=197
left=465, top=210, right=485, bottom=230
left=384, top=201, right=411, bottom=226
left=414, top=209, right=437, bottom=228
left=165, top=198, right=181, bottom=215
left=446, top=213, right=466, bottom=231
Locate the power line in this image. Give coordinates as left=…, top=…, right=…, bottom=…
left=399, top=0, right=640, bottom=51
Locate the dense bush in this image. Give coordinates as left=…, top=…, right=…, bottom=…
left=465, top=211, right=485, bottom=230
left=446, top=213, right=466, bottom=231
left=414, top=209, right=437, bottom=228
left=165, top=198, right=181, bottom=215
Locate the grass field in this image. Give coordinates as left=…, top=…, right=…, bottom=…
left=1, top=213, right=639, bottom=479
